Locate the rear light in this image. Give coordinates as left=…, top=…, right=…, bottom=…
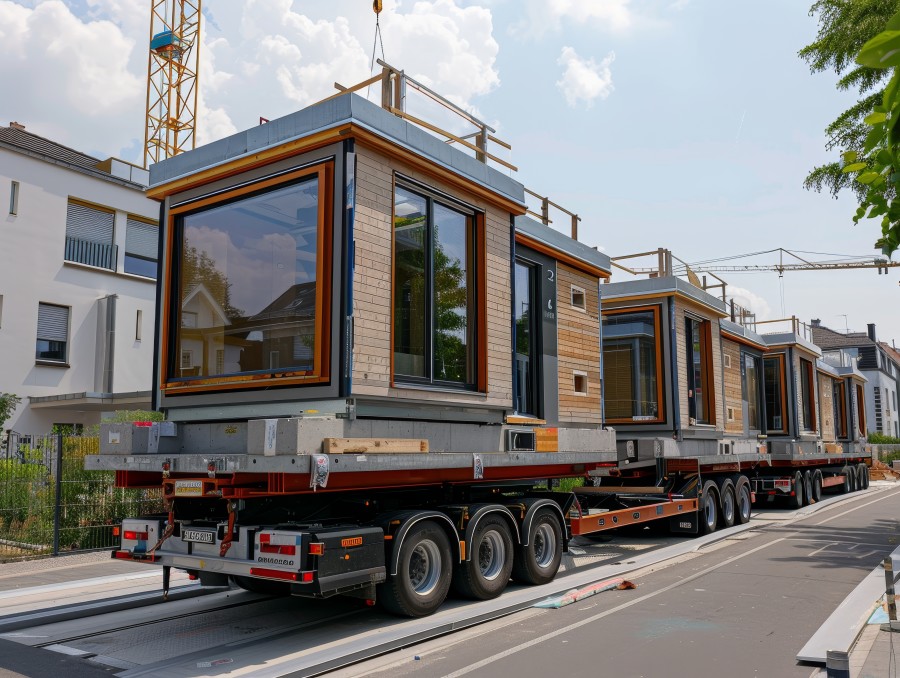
left=124, top=530, right=149, bottom=540
left=260, top=544, right=297, bottom=555
left=112, top=526, right=120, bottom=537
left=774, top=479, right=792, bottom=490
left=309, top=542, right=325, bottom=556
left=250, top=567, right=313, bottom=582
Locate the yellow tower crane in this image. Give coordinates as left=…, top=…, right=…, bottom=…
left=144, top=0, right=201, bottom=168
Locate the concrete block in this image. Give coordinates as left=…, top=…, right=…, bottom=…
left=557, top=427, right=615, bottom=454
left=247, top=417, right=346, bottom=456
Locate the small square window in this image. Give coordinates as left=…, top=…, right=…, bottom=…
left=727, top=406, right=735, bottom=422
left=135, top=309, right=143, bottom=341
left=573, top=371, right=588, bottom=395
left=724, top=354, right=732, bottom=369
left=571, top=286, right=586, bottom=311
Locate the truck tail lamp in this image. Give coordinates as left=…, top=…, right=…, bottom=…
left=309, top=542, right=325, bottom=556
left=249, top=568, right=314, bottom=583
left=124, top=530, right=149, bottom=541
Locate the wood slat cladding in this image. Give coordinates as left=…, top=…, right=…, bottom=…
left=722, top=337, right=743, bottom=434
left=818, top=373, right=836, bottom=442
left=351, top=144, right=512, bottom=406
left=556, top=264, right=601, bottom=423
left=673, top=299, right=724, bottom=431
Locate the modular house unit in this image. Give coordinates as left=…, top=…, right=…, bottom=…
left=719, top=318, right=768, bottom=447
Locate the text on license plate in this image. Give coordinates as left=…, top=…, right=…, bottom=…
left=174, top=480, right=203, bottom=496
left=182, top=529, right=215, bottom=544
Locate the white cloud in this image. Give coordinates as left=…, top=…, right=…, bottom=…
left=556, top=47, right=615, bottom=108
left=514, top=0, right=632, bottom=38
left=727, top=285, right=772, bottom=322
left=0, top=0, right=499, bottom=163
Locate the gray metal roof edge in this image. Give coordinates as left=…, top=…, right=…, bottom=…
left=600, top=276, right=727, bottom=314
left=815, top=359, right=840, bottom=377
left=29, top=390, right=152, bottom=404
left=833, top=365, right=867, bottom=381
left=760, top=331, right=824, bottom=356
left=515, top=214, right=610, bottom=273
left=1, top=140, right=147, bottom=191
left=149, top=92, right=526, bottom=207
left=719, top=319, right=767, bottom=347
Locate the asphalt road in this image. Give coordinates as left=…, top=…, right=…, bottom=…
left=335, top=485, right=900, bottom=678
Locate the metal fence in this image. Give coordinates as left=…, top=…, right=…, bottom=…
left=0, top=434, right=164, bottom=560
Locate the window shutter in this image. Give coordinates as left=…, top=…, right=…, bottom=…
left=66, top=202, right=114, bottom=244
left=126, top=218, right=158, bottom=259
left=37, top=304, right=69, bottom=342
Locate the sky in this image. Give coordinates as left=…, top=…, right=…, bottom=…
left=2, top=0, right=898, bottom=346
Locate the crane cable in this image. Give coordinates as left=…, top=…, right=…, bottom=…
left=371, top=0, right=386, bottom=72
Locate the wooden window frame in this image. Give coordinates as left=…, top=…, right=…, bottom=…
left=601, top=304, right=666, bottom=425
left=389, top=176, right=486, bottom=393
left=764, top=354, right=789, bottom=434
left=799, top=357, right=817, bottom=432
left=160, top=161, right=333, bottom=395
left=685, top=315, right=716, bottom=426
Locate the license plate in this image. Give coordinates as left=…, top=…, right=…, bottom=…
left=174, top=480, right=203, bottom=496
left=182, top=529, right=215, bottom=544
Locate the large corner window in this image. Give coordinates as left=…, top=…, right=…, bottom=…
left=124, top=217, right=159, bottom=279
left=165, top=163, right=332, bottom=390
left=393, top=182, right=478, bottom=389
left=764, top=355, right=787, bottom=433
left=65, top=200, right=116, bottom=270
left=800, top=357, right=817, bottom=432
left=36, top=303, right=69, bottom=363
left=685, top=316, right=714, bottom=425
left=744, top=353, right=762, bottom=431
left=602, top=306, right=662, bottom=423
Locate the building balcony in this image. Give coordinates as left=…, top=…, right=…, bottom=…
left=65, top=236, right=117, bottom=271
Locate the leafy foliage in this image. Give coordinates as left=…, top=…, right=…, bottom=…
left=0, top=392, right=22, bottom=432
left=868, top=430, right=900, bottom=443
left=104, top=409, right=165, bottom=423
left=800, top=1, right=898, bottom=200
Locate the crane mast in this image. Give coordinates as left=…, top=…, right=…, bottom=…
left=144, top=0, right=201, bottom=167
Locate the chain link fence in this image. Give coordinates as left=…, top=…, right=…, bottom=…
left=0, top=434, right=164, bottom=561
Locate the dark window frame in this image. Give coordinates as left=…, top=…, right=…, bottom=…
left=391, top=178, right=483, bottom=392
left=764, top=354, right=788, bottom=434
left=800, top=357, right=817, bottom=432
left=742, top=350, right=764, bottom=433
left=514, top=257, right=542, bottom=417
left=685, top=315, right=715, bottom=426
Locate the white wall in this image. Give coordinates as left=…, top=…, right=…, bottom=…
left=0, top=148, right=158, bottom=434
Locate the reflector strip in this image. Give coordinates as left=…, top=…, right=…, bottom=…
left=250, top=567, right=303, bottom=582
left=260, top=543, right=297, bottom=555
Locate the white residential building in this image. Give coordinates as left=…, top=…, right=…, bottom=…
left=0, top=122, right=158, bottom=438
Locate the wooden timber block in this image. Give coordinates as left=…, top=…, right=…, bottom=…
left=824, top=443, right=843, bottom=454
left=534, top=428, right=559, bottom=453
left=323, top=438, right=429, bottom=454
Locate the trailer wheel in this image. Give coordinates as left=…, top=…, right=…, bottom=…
left=717, top=479, right=736, bottom=529
left=698, top=481, right=719, bottom=536
left=788, top=472, right=804, bottom=509
left=452, top=515, right=513, bottom=600
left=231, top=575, right=291, bottom=596
left=840, top=467, right=852, bottom=494
left=811, top=470, right=823, bottom=503
left=734, top=477, right=752, bottom=524
left=847, top=466, right=858, bottom=493
left=803, top=471, right=813, bottom=507
left=512, top=508, right=563, bottom=585
left=857, top=464, right=869, bottom=490
left=380, top=520, right=452, bottom=617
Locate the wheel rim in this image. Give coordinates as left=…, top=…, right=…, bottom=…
left=409, top=539, right=442, bottom=596
left=722, top=490, right=735, bottom=523
left=478, top=529, right=506, bottom=581
left=533, top=523, right=556, bottom=569
left=739, top=487, right=751, bottom=521
left=705, top=494, right=717, bottom=529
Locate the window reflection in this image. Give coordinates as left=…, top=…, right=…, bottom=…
left=602, top=309, right=660, bottom=421
left=172, top=175, right=320, bottom=380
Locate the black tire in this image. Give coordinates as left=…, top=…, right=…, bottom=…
left=452, top=515, right=514, bottom=600
left=734, top=477, right=752, bottom=525
left=788, top=472, right=804, bottom=509
left=811, top=470, right=823, bottom=503
left=380, top=520, right=453, bottom=617
left=841, top=467, right=852, bottom=494
left=848, top=466, right=858, bottom=493
left=512, top=508, right=563, bottom=585
left=717, top=479, right=736, bottom=528
left=803, top=471, right=813, bottom=507
left=698, top=481, right=719, bottom=536
left=858, top=464, right=869, bottom=490
left=231, top=575, right=291, bottom=596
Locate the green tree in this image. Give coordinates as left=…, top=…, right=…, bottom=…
left=800, top=1, right=898, bottom=202
left=0, top=392, right=22, bottom=432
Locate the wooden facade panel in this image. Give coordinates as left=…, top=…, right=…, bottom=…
left=351, top=144, right=512, bottom=407
left=557, top=264, right=601, bottom=424
left=722, top=338, right=743, bottom=434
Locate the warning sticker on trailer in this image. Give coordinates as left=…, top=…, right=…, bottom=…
left=174, top=480, right=203, bottom=496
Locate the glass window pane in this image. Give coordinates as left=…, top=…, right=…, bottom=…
left=433, top=202, right=474, bottom=384
left=515, top=261, right=536, bottom=415
left=800, top=359, right=814, bottom=430
left=125, top=254, right=158, bottom=279
left=745, top=354, right=760, bottom=430
left=173, top=175, right=320, bottom=380
left=393, top=187, right=428, bottom=379
left=764, top=357, right=784, bottom=432
left=602, top=310, right=659, bottom=420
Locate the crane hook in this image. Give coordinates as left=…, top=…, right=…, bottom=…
left=373, top=0, right=382, bottom=14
